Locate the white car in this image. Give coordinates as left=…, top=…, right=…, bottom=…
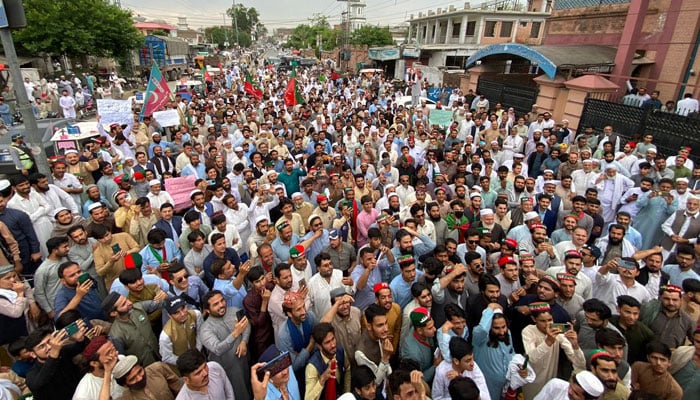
left=394, top=96, right=439, bottom=110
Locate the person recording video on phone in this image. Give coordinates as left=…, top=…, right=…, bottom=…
left=53, top=261, right=105, bottom=321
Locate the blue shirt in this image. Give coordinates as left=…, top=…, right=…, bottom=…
left=53, top=284, right=106, bottom=321
left=271, top=235, right=300, bottom=263
left=213, top=278, right=247, bottom=309
left=302, top=229, right=329, bottom=273
left=202, top=248, right=241, bottom=288
left=390, top=270, right=425, bottom=309
left=276, top=310, right=318, bottom=373
left=662, top=264, right=700, bottom=286
left=139, top=239, right=182, bottom=274
left=265, top=367, right=301, bottom=400
left=472, top=308, right=515, bottom=400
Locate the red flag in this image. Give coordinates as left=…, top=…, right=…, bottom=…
left=142, top=63, right=171, bottom=118
left=202, top=66, right=212, bottom=82
left=284, top=67, right=304, bottom=107
left=244, top=73, right=263, bottom=100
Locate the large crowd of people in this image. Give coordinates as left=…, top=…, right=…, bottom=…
left=0, top=59, right=699, bottom=400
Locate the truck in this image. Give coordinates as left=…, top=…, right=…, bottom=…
left=136, top=35, right=190, bottom=81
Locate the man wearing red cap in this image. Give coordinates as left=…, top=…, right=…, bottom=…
left=73, top=336, right=124, bottom=400
left=312, top=195, right=336, bottom=230
left=640, top=284, right=695, bottom=349
left=546, top=250, right=592, bottom=300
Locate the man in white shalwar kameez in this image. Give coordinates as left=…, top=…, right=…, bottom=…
left=591, top=165, right=634, bottom=225
left=7, top=177, right=54, bottom=257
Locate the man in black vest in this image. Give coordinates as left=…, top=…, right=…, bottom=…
left=305, top=322, right=351, bottom=400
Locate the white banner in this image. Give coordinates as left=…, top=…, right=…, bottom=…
left=96, top=99, right=132, bottom=126
left=153, top=109, right=180, bottom=127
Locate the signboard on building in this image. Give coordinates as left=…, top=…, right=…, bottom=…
left=368, top=47, right=400, bottom=61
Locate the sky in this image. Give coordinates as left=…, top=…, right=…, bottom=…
left=122, top=0, right=477, bottom=30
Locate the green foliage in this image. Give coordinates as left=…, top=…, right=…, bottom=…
left=205, top=26, right=235, bottom=49
left=150, top=29, right=169, bottom=37
left=226, top=4, right=261, bottom=44
left=13, top=0, right=143, bottom=59
left=350, top=26, right=394, bottom=46
left=286, top=24, right=340, bottom=54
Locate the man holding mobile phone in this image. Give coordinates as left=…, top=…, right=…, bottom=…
left=54, top=261, right=105, bottom=321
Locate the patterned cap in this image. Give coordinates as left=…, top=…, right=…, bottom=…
left=540, top=275, right=561, bottom=291
left=528, top=302, right=551, bottom=313
left=660, top=284, right=683, bottom=295
left=529, top=223, right=546, bottom=232
left=556, top=273, right=577, bottom=284
left=519, top=253, right=535, bottom=261
left=289, top=245, right=305, bottom=259
left=409, top=307, right=432, bottom=328
left=276, top=220, right=291, bottom=231
left=398, top=254, right=415, bottom=266
left=588, top=349, right=613, bottom=363
left=564, top=250, right=582, bottom=259
left=282, top=291, right=303, bottom=307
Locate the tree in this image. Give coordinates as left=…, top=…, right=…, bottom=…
left=226, top=4, right=263, bottom=45
left=205, top=26, right=234, bottom=49
left=13, top=0, right=143, bottom=60
left=351, top=26, right=394, bottom=46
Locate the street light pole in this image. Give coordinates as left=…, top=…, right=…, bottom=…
left=0, top=27, right=50, bottom=176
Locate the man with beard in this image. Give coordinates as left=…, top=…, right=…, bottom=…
left=466, top=273, right=508, bottom=332
left=82, top=184, right=106, bottom=217
left=312, top=195, right=337, bottom=230
left=7, top=174, right=54, bottom=258
left=519, top=224, right=560, bottom=271
left=65, top=147, right=100, bottom=186
left=199, top=290, right=251, bottom=400
left=426, top=201, right=451, bottom=245
left=595, top=257, right=653, bottom=313
left=547, top=250, right=592, bottom=300
left=176, top=349, right=234, bottom=400
left=364, top=282, right=402, bottom=356
left=67, top=225, right=106, bottom=297
left=619, top=177, right=654, bottom=219
left=509, top=276, right=571, bottom=353
left=551, top=214, right=578, bottom=245
left=246, top=216, right=275, bottom=265
left=308, top=253, right=352, bottom=318
left=661, top=197, right=700, bottom=261
left=391, top=226, right=435, bottom=272
left=596, top=224, right=636, bottom=265
left=641, top=284, right=695, bottom=349
left=277, top=290, right=318, bottom=387
left=149, top=145, right=176, bottom=179
left=324, top=228, right=356, bottom=273
left=589, top=350, right=630, bottom=400
left=25, top=323, right=90, bottom=399
left=472, top=303, right=514, bottom=400
left=112, top=354, right=182, bottom=400
left=355, top=304, right=395, bottom=393
left=53, top=261, right=105, bottom=321
left=633, top=178, right=678, bottom=250
left=95, top=162, right=120, bottom=209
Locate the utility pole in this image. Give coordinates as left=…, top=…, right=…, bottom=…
left=0, top=7, right=51, bottom=176
left=231, top=0, right=240, bottom=46
left=337, top=0, right=351, bottom=71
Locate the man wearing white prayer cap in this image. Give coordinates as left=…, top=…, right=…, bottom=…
left=533, top=370, right=604, bottom=400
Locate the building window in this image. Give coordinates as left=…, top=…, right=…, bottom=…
left=484, top=21, right=496, bottom=37
left=446, top=56, right=468, bottom=68
left=466, top=21, right=476, bottom=36
left=530, top=21, right=541, bottom=38
left=452, top=23, right=461, bottom=37
left=500, top=21, right=513, bottom=37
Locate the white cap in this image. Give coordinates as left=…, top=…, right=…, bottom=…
left=64, top=149, right=79, bottom=155
left=479, top=209, right=494, bottom=216
left=471, top=185, right=482, bottom=192
left=676, top=177, right=689, bottom=183
left=575, top=371, right=605, bottom=398
left=255, top=215, right=269, bottom=225
left=0, top=179, right=9, bottom=192
left=582, top=159, right=593, bottom=164
left=524, top=211, right=539, bottom=221
left=149, top=179, right=161, bottom=186
left=514, top=153, right=524, bottom=158
left=605, top=164, right=618, bottom=171
left=543, top=169, right=554, bottom=174
left=234, top=146, right=243, bottom=152
left=469, top=192, right=481, bottom=199
left=88, top=202, right=104, bottom=212
left=291, top=192, right=302, bottom=199
left=308, top=214, right=322, bottom=225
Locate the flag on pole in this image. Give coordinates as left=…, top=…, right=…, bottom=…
left=244, top=72, right=263, bottom=100
left=141, top=63, right=172, bottom=119
left=201, top=66, right=212, bottom=94
left=284, top=64, right=304, bottom=107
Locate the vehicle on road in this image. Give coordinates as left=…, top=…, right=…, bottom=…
left=393, top=96, right=439, bottom=110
